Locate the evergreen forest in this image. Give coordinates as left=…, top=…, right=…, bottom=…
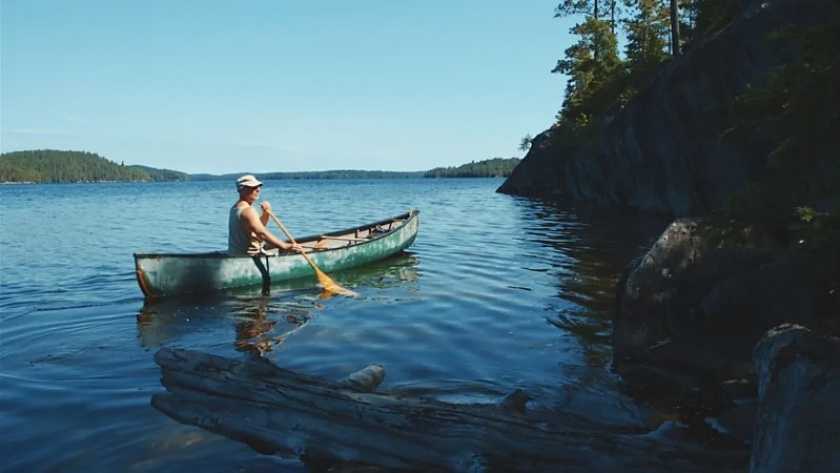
left=425, top=158, right=521, bottom=178
left=0, top=150, right=187, bottom=183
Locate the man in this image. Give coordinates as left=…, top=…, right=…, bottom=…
left=228, top=174, right=302, bottom=255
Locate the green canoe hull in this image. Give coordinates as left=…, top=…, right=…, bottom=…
left=134, top=210, right=419, bottom=298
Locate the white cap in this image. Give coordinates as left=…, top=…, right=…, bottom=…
left=236, top=174, right=263, bottom=189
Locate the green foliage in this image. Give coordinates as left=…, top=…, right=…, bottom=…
left=694, top=0, right=743, bottom=38
left=519, top=134, right=534, bottom=152
left=550, top=0, right=681, bottom=145
left=622, top=0, right=671, bottom=70
left=677, top=0, right=701, bottom=50
left=553, top=17, right=621, bottom=98
left=0, top=160, right=42, bottom=183
left=791, top=207, right=840, bottom=284
left=129, top=165, right=191, bottom=181
left=712, top=0, right=840, bottom=285
left=547, top=0, right=748, bottom=148
left=0, top=150, right=151, bottom=183
left=552, top=16, right=623, bottom=140
left=424, top=158, right=521, bottom=178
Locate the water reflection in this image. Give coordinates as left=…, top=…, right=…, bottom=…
left=136, top=253, right=421, bottom=353
left=513, top=199, right=671, bottom=371
left=229, top=296, right=315, bottom=355
left=512, top=201, right=749, bottom=451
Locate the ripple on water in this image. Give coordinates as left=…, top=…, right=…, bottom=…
left=2, top=181, right=729, bottom=472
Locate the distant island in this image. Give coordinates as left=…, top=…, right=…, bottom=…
left=0, top=150, right=521, bottom=184
left=424, top=158, right=521, bottom=178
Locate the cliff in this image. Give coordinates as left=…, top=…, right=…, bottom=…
left=497, top=0, right=825, bottom=217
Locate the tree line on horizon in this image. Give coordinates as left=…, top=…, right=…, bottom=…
left=0, top=150, right=520, bottom=183
left=424, top=157, right=521, bottom=178
left=191, top=170, right=425, bottom=181
left=0, top=150, right=160, bottom=183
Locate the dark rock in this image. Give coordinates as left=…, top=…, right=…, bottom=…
left=716, top=399, right=758, bottom=445
left=613, top=217, right=834, bottom=383
left=613, top=219, right=771, bottom=365
left=681, top=255, right=822, bottom=377
left=750, top=325, right=840, bottom=472
left=498, top=388, right=531, bottom=413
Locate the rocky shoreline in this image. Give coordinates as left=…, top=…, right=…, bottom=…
left=497, top=0, right=839, bottom=470
left=613, top=220, right=839, bottom=471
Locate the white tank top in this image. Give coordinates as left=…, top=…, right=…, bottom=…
left=228, top=204, right=263, bottom=255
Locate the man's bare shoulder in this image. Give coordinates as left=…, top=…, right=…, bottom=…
left=239, top=205, right=259, bottom=216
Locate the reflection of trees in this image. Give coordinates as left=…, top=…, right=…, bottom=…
left=515, top=200, right=670, bottom=370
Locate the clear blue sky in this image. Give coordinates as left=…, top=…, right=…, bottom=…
left=1, top=0, right=575, bottom=174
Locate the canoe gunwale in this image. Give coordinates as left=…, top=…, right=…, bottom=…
left=133, top=210, right=417, bottom=260
left=134, top=209, right=419, bottom=297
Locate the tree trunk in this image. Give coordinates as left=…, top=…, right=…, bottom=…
left=670, top=0, right=681, bottom=55
left=151, top=348, right=747, bottom=472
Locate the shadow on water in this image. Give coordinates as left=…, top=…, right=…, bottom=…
left=516, top=200, right=751, bottom=454
left=513, top=199, right=672, bottom=369
left=136, top=252, right=420, bottom=353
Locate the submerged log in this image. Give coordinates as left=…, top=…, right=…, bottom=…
left=151, top=348, right=747, bottom=472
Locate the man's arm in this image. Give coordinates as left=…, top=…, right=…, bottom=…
left=240, top=206, right=294, bottom=251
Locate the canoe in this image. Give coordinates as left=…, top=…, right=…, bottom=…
left=134, top=209, right=419, bottom=298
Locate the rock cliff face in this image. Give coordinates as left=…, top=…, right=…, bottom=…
left=497, top=0, right=823, bottom=217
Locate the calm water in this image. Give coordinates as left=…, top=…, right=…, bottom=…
left=1, top=179, right=727, bottom=472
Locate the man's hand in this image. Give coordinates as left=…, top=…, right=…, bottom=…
left=260, top=201, right=273, bottom=214
left=281, top=242, right=304, bottom=252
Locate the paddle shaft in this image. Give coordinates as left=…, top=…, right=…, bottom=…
left=264, top=210, right=357, bottom=297
left=265, top=211, right=313, bottom=264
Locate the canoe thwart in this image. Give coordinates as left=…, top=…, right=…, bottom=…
left=319, top=235, right=370, bottom=242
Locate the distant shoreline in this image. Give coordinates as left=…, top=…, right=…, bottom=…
left=0, top=176, right=509, bottom=185
left=1, top=150, right=520, bottom=183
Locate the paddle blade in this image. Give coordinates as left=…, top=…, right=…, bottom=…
left=266, top=210, right=356, bottom=297
left=313, top=267, right=358, bottom=298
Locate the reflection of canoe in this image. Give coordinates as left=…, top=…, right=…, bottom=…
left=134, top=210, right=419, bottom=298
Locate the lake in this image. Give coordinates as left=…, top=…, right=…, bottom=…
left=1, top=178, right=731, bottom=472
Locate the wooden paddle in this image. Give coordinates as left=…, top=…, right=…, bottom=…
left=265, top=210, right=357, bottom=297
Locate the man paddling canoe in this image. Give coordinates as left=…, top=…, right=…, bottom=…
left=228, top=174, right=302, bottom=255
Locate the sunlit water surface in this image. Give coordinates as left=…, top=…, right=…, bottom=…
left=1, top=179, right=726, bottom=472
